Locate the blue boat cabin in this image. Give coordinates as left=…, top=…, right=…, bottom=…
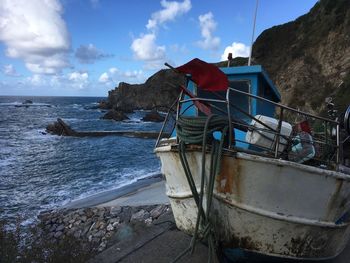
left=179, top=65, right=281, bottom=149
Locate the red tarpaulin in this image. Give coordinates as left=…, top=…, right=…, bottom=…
left=176, top=58, right=228, bottom=91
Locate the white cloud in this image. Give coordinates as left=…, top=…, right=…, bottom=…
left=197, top=12, right=220, bottom=50
left=69, top=72, right=88, bottom=82
left=109, top=67, right=118, bottom=74
left=68, top=71, right=89, bottom=89
left=221, top=42, right=250, bottom=61
left=98, top=72, right=110, bottom=83
left=75, top=44, right=112, bottom=64
left=131, top=33, right=166, bottom=61
left=0, top=0, right=70, bottom=74
left=2, top=64, right=19, bottom=76
left=27, top=74, right=45, bottom=86
left=131, top=0, right=191, bottom=69
left=146, top=0, right=192, bottom=30
left=99, top=67, right=144, bottom=85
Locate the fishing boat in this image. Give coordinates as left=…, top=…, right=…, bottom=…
left=154, top=58, right=350, bottom=261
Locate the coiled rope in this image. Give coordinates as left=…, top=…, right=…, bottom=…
left=173, top=114, right=229, bottom=263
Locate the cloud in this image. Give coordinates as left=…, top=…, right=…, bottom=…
left=221, top=42, right=250, bottom=61
left=99, top=67, right=144, bottom=84
left=27, top=74, right=45, bottom=86
left=131, top=0, right=191, bottom=69
left=68, top=72, right=88, bottom=82
left=98, top=72, right=110, bottom=83
left=75, top=44, right=112, bottom=64
left=146, top=0, right=192, bottom=30
left=197, top=12, right=220, bottom=50
left=68, top=71, right=89, bottom=89
left=0, top=0, right=71, bottom=74
left=131, top=33, right=166, bottom=61
left=2, top=64, right=19, bottom=76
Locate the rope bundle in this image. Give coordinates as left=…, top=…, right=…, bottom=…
left=174, top=114, right=229, bottom=263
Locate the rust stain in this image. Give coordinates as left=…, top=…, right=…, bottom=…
left=222, top=235, right=263, bottom=252
left=216, top=157, right=241, bottom=198
left=325, top=179, right=344, bottom=220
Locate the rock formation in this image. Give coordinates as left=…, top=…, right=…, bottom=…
left=101, top=110, right=129, bottom=121
left=103, top=69, right=185, bottom=112
left=141, top=111, right=165, bottom=122
left=38, top=204, right=171, bottom=253
left=252, top=0, right=350, bottom=115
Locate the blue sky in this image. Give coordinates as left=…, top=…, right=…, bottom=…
left=0, top=0, right=318, bottom=96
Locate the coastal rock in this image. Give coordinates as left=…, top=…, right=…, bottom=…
left=54, top=231, right=63, bottom=238
left=130, top=209, right=150, bottom=223
left=101, top=110, right=129, bottom=121
left=56, top=224, right=64, bottom=232
left=150, top=204, right=166, bottom=219
left=110, top=206, right=122, bottom=216
left=141, top=111, right=165, bottom=122
left=98, top=100, right=109, bottom=109
left=23, top=99, right=33, bottom=104
left=105, top=69, right=185, bottom=112
left=106, top=224, right=114, bottom=231
left=119, top=207, right=132, bottom=223
left=39, top=204, right=171, bottom=253
left=46, top=118, right=76, bottom=136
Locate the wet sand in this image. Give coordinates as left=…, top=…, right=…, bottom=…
left=64, top=174, right=167, bottom=209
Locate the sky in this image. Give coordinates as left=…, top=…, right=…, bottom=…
left=0, top=0, right=318, bottom=97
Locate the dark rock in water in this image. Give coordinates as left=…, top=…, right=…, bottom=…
left=98, top=100, right=109, bottom=109
left=45, top=118, right=163, bottom=138
left=23, top=99, right=33, bottom=104
left=115, top=106, right=134, bottom=114
left=84, top=105, right=99, bottom=110
left=141, top=111, right=165, bottom=122
left=46, top=118, right=76, bottom=136
left=101, top=110, right=129, bottom=121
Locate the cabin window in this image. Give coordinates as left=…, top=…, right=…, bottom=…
left=196, top=80, right=251, bottom=123
left=196, top=87, right=227, bottom=116
left=228, top=80, right=251, bottom=122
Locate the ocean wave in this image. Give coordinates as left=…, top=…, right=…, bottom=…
left=68, top=169, right=161, bottom=204
left=0, top=102, right=53, bottom=107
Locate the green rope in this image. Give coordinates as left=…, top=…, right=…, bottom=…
left=173, top=114, right=229, bottom=263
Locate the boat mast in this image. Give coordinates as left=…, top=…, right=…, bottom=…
left=248, top=0, right=259, bottom=66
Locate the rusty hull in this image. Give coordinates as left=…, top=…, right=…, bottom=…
left=155, top=146, right=350, bottom=260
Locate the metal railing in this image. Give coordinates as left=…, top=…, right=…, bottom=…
left=155, top=82, right=344, bottom=170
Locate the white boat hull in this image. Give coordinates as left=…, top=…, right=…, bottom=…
left=155, top=146, right=350, bottom=260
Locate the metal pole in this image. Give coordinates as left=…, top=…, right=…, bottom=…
left=248, top=0, right=259, bottom=66
left=274, top=108, right=284, bottom=158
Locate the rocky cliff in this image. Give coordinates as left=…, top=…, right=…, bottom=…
left=105, top=0, right=350, bottom=115
left=252, top=0, right=350, bottom=114
left=104, top=69, right=185, bottom=112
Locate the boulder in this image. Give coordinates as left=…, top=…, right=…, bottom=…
left=98, top=100, right=109, bottom=109
left=141, top=111, right=165, bottom=122
left=101, top=110, right=129, bottom=121
left=46, top=118, right=76, bottom=136
left=23, top=99, right=33, bottom=104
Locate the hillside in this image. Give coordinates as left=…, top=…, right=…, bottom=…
left=105, top=0, right=350, bottom=115
left=252, top=0, right=350, bottom=114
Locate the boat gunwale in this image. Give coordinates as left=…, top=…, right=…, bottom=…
left=155, top=143, right=350, bottom=181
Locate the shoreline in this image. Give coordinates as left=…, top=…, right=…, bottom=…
left=63, top=173, right=166, bottom=209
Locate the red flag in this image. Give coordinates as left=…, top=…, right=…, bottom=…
left=176, top=58, right=228, bottom=91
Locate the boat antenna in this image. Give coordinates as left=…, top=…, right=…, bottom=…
left=248, top=0, right=259, bottom=66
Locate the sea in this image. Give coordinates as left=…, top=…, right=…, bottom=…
left=0, top=96, right=163, bottom=225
